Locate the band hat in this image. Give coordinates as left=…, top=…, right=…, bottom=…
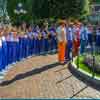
left=69, top=22, right=74, bottom=25
left=58, top=19, right=66, bottom=25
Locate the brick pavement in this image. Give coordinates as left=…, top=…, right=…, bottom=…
left=0, top=54, right=100, bottom=98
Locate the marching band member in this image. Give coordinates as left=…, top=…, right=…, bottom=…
left=44, top=22, right=52, bottom=53
left=21, top=23, right=27, bottom=59
left=49, top=26, right=57, bottom=53
left=1, top=26, right=8, bottom=70
left=42, top=29, right=49, bottom=54
left=87, top=24, right=93, bottom=46
left=0, top=26, right=3, bottom=71
left=56, top=20, right=67, bottom=64
left=72, top=22, right=81, bottom=57
left=80, top=23, right=88, bottom=54
left=44, top=28, right=50, bottom=53
left=24, top=31, right=29, bottom=58
left=12, top=27, right=19, bottom=63
left=27, top=25, right=34, bottom=57
left=31, top=26, right=35, bottom=55
left=40, top=29, right=45, bottom=54
left=18, top=26, right=24, bottom=60
left=33, top=25, right=40, bottom=55
left=47, top=30, right=52, bottom=53
left=87, top=23, right=93, bottom=52
left=65, top=22, right=73, bottom=61
left=6, top=27, right=14, bottom=64
left=96, top=26, right=100, bottom=53
left=36, top=25, right=43, bottom=55
left=37, top=30, right=43, bottom=55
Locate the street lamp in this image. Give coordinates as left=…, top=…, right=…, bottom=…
left=14, top=2, right=27, bottom=24
left=92, top=25, right=97, bottom=77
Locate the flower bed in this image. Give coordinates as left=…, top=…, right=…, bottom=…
left=83, top=55, right=100, bottom=73
left=74, top=55, right=100, bottom=78
left=70, top=56, right=100, bottom=85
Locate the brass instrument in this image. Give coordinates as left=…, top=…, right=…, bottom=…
left=20, top=31, right=26, bottom=37
left=38, top=32, right=42, bottom=40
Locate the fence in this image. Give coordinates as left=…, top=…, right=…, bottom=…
left=74, top=34, right=100, bottom=78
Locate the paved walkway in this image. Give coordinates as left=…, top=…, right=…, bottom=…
left=0, top=54, right=100, bottom=98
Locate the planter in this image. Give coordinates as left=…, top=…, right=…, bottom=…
left=69, top=57, right=100, bottom=85
left=84, top=55, right=100, bottom=73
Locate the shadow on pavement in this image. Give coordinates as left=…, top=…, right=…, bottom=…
left=0, top=62, right=60, bottom=86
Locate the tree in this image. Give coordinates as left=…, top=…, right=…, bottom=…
left=7, top=0, right=91, bottom=23
left=49, top=0, right=90, bottom=19
left=32, top=0, right=49, bottom=19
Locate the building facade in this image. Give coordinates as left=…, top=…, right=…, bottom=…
left=89, top=0, right=100, bottom=22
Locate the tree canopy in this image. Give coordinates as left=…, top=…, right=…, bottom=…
left=49, top=0, right=90, bottom=19
left=7, top=0, right=33, bottom=24
left=7, top=0, right=91, bottom=23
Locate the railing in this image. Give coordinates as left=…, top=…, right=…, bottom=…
left=75, top=39, right=100, bottom=78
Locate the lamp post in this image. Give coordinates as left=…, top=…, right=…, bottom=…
left=92, top=25, right=96, bottom=77
left=14, top=2, right=27, bottom=25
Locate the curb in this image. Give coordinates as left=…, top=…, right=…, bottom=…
left=69, top=57, right=100, bottom=85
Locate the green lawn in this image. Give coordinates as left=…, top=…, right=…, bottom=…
left=74, top=56, right=100, bottom=78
